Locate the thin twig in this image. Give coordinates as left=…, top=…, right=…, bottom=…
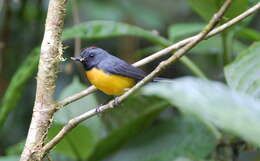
left=59, top=85, right=96, bottom=106
left=58, top=2, right=260, bottom=107
left=42, top=0, right=232, bottom=155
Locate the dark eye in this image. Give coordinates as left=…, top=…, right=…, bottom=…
left=89, top=53, right=94, bottom=57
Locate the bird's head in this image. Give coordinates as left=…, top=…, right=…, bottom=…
left=71, top=46, right=107, bottom=70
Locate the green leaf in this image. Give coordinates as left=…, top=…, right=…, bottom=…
left=0, top=48, right=40, bottom=127
left=107, top=116, right=218, bottom=161
left=48, top=77, right=103, bottom=159
left=187, top=0, right=248, bottom=21
left=168, top=23, right=246, bottom=55
left=237, top=28, right=260, bottom=41
left=47, top=124, right=96, bottom=160
left=168, top=23, right=204, bottom=42
left=134, top=46, right=163, bottom=58
left=0, top=156, right=19, bottom=161
left=191, top=36, right=246, bottom=55
left=6, top=140, right=25, bottom=156
left=143, top=77, right=260, bottom=147
left=62, top=20, right=169, bottom=46
left=86, top=95, right=169, bottom=161
left=55, top=77, right=101, bottom=133
left=224, top=42, right=260, bottom=98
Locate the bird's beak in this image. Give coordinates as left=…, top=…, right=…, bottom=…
left=71, top=56, right=84, bottom=62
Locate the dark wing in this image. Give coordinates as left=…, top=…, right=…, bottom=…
left=101, top=58, right=147, bottom=80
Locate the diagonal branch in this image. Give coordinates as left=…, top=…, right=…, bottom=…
left=42, top=0, right=232, bottom=156
left=58, top=2, right=260, bottom=107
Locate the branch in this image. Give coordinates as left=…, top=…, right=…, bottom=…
left=20, top=0, right=67, bottom=161
left=42, top=0, right=232, bottom=155
left=58, top=2, right=260, bottom=107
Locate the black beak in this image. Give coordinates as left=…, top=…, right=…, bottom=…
left=71, top=56, right=84, bottom=62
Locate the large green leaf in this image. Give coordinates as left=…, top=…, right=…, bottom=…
left=6, top=140, right=25, bottom=156
left=0, top=156, right=19, bottom=161
left=168, top=23, right=205, bottom=42
left=86, top=95, right=169, bottom=161
left=143, top=77, right=260, bottom=147
left=47, top=77, right=103, bottom=159
left=168, top=23, right=246, bottom=55
left=0, top=48, right=40, bottom=127
left=187, top=0, right=248, bottom=21
left=237, top=28, right=260, bottom=41
left=47, top=124, right=96, bottom=160
left=107, top=116, right=218, bottom=161
left=224, top=42, right=260, bottom=98
left=62, top=20, right=169, bottom=46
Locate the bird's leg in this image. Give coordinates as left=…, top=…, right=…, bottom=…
left=95, top=105, right=102, bottom=113
left=112, top=97, right=120, bottom=107
left=95, top=96, right=121, bottom=114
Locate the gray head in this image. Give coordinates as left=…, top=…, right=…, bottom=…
left=71, top=46, right=109, bottom=70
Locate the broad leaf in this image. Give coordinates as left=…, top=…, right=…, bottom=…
left=187, top=0, right=248, bottom=21
left=143, top=77, right=260, bottom=147
left=0, top=48, right=40, bottom=127
left=48, top=77, right=103, bottom=159
left=47, top=124, right=96, bottom=160
left=62, top=20, right=169, bottom=46
left=54, top=77, right=102, bottom=133
left=0, top=156, right=19, bottom=161
left=168, top=23, right=246, bottom=55
left=224, top=42, right=260, bottom=98
left=6, top=141, right=25, bottom=156
left=134, top=46, right=163, bottom=58
left=107, top=116, right=218, bottom=161
left=168, top=23, right=205, bottom=42
left=86, top=96, right=169, bottom=161
left=237, top=28, right=260, bottom=41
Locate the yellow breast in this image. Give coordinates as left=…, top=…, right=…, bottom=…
left=86, top=67, right=136, bottom=95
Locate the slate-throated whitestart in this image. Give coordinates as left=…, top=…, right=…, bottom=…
left=71, top=46, right=165, bottom=96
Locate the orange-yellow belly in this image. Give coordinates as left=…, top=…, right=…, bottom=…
left=86, top=67, right=136, bottom=95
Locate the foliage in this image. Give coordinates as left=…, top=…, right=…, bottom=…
left=1, top=0, right=260, bottom=160
left=186, top=0, right=248, bottom=21
left=225, top=42, right=260, bottom=98
left=143, top=77, right=260, bottom=147
left=0, top=48, right=39, bottom=127
left=107, top=116, right=219, bottom=161
left=0, top=21, right=205, bottom=129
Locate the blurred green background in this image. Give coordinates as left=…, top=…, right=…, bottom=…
left=0, top=0, right=260, bottom=161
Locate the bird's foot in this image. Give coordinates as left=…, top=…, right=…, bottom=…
left=112, top=97, right=120, bottom=107
left=95, top=105, right=102, bottom=113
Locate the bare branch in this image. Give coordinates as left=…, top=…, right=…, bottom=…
left=59, top=85, right=96, bottom=106
left=58, top=2, right=260, bottom=107
left=20, top=0, right=67, bottom=161
left=42, top=0, right=232, bottom=155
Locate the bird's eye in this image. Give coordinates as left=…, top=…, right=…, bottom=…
left=89, top=53, right=94, bottom=57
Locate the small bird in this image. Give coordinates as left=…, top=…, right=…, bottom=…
left=71, top=46, right=163, bottom=96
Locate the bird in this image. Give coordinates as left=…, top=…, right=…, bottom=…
left=71, top=46, right=165, bottom=96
